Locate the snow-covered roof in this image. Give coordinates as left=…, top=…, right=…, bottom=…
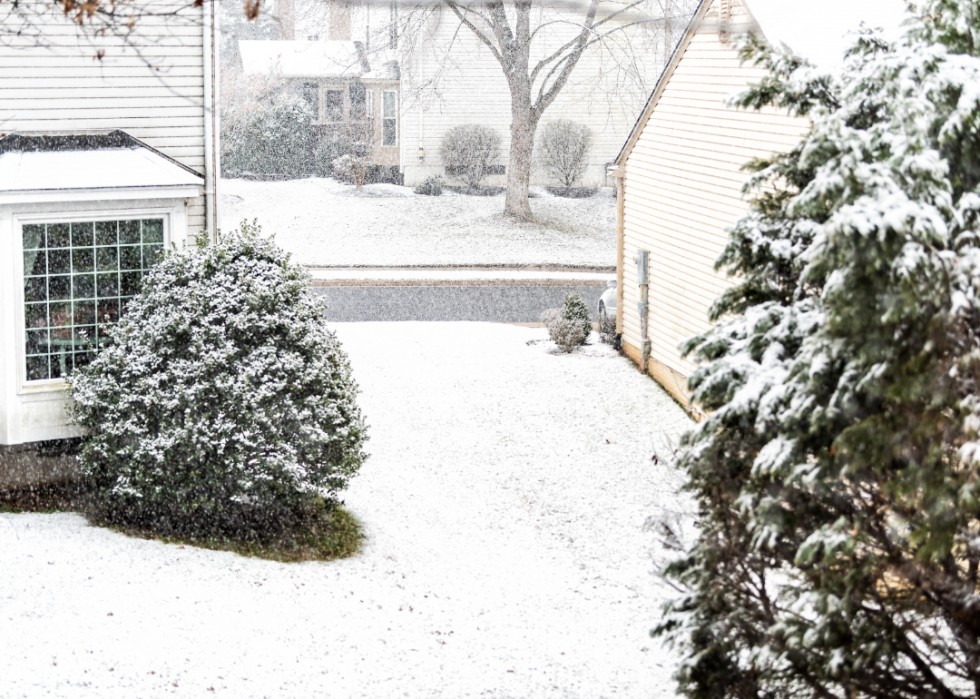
left=0, top=131, right=204, bottom=194
left=746, top=0, right=908, bottom=70
left=239, top=40, right=398, bottom=80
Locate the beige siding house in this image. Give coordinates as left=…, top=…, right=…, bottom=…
left=0, top=1, right=220, bottom=487
left=611, top=0, right=905, bottom=412
left=611, top=0, right=810, bottom=411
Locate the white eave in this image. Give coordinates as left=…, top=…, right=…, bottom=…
left=0, top=147, right=204, bottom=205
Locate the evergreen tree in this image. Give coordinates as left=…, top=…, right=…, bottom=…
left=656, top=3, right=980, bottom=697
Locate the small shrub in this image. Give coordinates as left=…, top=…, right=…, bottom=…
left=68, top=221, right=368, bottom=542
left=441, top=124, right=502, bottom=188
left=539, top=120, right=592, bottom=187
left=599, top=310, right=620, bottom=348
left=541, top=294, right=592, bottom=352
left=414, top=175, right=444, bottom=196
left=333, top=153, right=368, bottom=188
left=561, top=291, right=592, bottom=344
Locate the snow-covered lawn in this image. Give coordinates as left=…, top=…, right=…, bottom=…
left=0, top=323, right=694, bottom=699
left=220, top=178, right=617, bottom=268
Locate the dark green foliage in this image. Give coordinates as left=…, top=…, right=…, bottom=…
left=68, top=222, right=368, bottom=541
left=562, top=291, right=592, bottom=345
left=221, top=92, right=314, bottom=177
left=413, top=175, right=444, bottom=196
left=656, top=4, right=980, bottom=698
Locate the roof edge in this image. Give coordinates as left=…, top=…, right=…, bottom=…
left=0, top=130, right=204, bottom=180
left=615, top=0, right=714, bottom=167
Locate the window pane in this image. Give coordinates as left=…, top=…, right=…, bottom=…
left=22, top=218, right=164, bottom=381
left=350, top=82, right=366, bottom=119
left=95, top=221, right=117, bottom=246
left=383, top=91, right=396, bottom=119
left=301, top=82, right=318, bottom=114
left=70, top=222, right=93, bottom=247
left=383, top=118, right=396, bottom=147
left=141, top=220, right=164, bottom=244
left=23, top=224, right=45, bottom=250
left=326, top=90, right=343, bottom=121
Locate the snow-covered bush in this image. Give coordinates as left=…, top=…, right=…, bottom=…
left=541, top=292, right=591, bottom=351
left=539, top=120, right=592, bottom=187
left=656, top=4, right=980, bottom=697
left=413, top=175, right=444, bottom=196
left=441, top=124, right=502, bottom=188
left=332, top=153, right=368, bottom=188
left=561, top=292, right=592, bottom=344
left=222, top=88, right=314, bottom=177
left=68, top=222, right=368, bottom=538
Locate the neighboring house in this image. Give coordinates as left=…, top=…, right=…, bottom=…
left=233, top=0, right=675, bottom=187
left=238, top=39, right=402, bottom=180
left=0, top=3, right=220, bottom=488
left=608, top=0, right=903, bottom=412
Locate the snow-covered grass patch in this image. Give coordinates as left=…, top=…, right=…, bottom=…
left=1, top=323, right=693, bottom=699
left=220, top=177, right=616, bottom=267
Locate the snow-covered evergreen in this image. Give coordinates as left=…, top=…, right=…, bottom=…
left=68, top=222, right=368, bottom=536
left=657, top=3, right=980, bottom=696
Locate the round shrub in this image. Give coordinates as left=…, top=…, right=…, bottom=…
left=441, top=124, right=501, bottom=188
left=68, top=222, right=368, bottom=538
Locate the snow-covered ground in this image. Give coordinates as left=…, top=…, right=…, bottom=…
left=220, top=178, right=617, bottom=268
left=0, top=323, right=695, bottom=699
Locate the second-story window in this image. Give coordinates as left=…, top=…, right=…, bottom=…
left=382, top=91, right=397, bottom=146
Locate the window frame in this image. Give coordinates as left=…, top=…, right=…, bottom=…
left=13, top=207, right=174, bottom=394
left=382, top=90, right=398, bottom=147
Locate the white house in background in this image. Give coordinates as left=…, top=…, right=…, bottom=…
left=237, top=0, right=672, bottom=187
left=609, top=0, right=905, bottom=411
left=0, top=2, right=220, bottom=488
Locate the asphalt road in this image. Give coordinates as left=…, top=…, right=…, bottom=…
left=311, top=284, right=607, bottom=323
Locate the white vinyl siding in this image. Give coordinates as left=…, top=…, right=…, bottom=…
left=619, top=0, right=810, bottom=389
left=0, top=2, right=209, bottom=236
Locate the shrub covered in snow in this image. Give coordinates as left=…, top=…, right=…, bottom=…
left=413, top=175, right=444, bottom=196
left=332, top=153, right=369, bottom=188
left=222, top=90, right=314, bottom=177
left=541, top=293, right=591, bottom=351
left=656, top=4, right=980, bottom=697
left=68, top=221, right=368, bottom=538
left=441, top=124, right=502, bottom=188
left=538, top=120, right=592, bottom=188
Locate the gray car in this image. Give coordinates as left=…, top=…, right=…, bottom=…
left=597, top=279, right=616, bottom=331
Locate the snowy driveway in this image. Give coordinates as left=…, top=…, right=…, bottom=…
left=1, top=323, right=693, bottom=699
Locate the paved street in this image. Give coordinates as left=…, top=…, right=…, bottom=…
left=308, top=268, right=612, bottom=323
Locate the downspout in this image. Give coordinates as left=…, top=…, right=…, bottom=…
left=203, top=0, right=220, bottom=243
left=634, top=249, right=650, bottom=373
left=608, top=164, right=625, bottom=334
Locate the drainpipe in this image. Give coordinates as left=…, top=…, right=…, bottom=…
left=633, top=249, right=651, bottom=372
left=607, top=164, right=625, bottom=334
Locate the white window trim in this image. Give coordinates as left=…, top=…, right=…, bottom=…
left=12, top=205, right=179, bottom=396
left=382, top=90, right=398, bottom=147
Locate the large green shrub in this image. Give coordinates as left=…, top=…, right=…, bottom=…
left=68, top=222, right=368, bottom=538
left=222, top=91, right=314, bottom=177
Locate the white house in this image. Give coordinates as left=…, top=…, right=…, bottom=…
left=0, top=1, right=220, bottom=488
left=234, top=0, right=680, bottom=187
left=609, top=0, right=904, bottom=411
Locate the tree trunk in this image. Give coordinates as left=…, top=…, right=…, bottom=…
left=504, top=78, right=537, bottom=220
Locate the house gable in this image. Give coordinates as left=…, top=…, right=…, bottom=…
left=614, top=0, right=810, bottom=410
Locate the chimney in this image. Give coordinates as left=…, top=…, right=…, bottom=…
left=277, top=0, right=295, bottom=40
left=329, top=0, right=352, bottom=41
